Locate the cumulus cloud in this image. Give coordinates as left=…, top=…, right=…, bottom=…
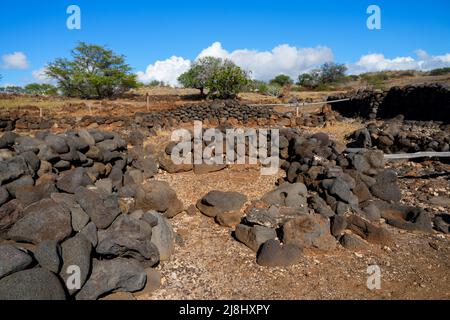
left=137, top=42, right=333, bottom=86
left=1, top=52, right=29, bottom=69
left=136, top=56, right=191, bottom=86
left=348, top=51, right=450, bottom=74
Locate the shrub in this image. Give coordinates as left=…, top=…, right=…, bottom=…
left=24, top=83, right=58, bottom=96
left=269, top=74, right=293, bottom=87
left=429, top=67, right=450, bottom=76
left=46, top=42, right=138, bottom=99
left=178, top=57, right=249, bottom=99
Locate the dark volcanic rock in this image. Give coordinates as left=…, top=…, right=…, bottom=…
left=56, top=168, right=93, bottom=194
left=135, top=181, right=184, bottom=218
left=0, top=245, right=33, bottom=279
left=60, top=234, right=92, bottom=295
left=261, top=183, right=307, bottom=208
left=34, top=240, right=61, bottom=273
left=281, top=214, right=336, bottom=251
left=76, top=258, right=146, bottom=300
left=235, top=224, right=277, bottom=252
left=196, top=190, right=247, bottom=218
left=75, top=187, right=121, bottom=229
left=8, top=199, right=72, bottom=244
left=346, top=215, right=393, bottom=245
left=256, top=239, right=302, bottom=267
left=0, top=200, right=24, bottom=236
left=97, top=214, right=158, bottom=264
left=381, top=205, right=433, bottom=233
left=370, top=169, right=402, bottom=202
left=150, top=212, right=175, bottom=261
left=0, top=268, right=66, bottom=300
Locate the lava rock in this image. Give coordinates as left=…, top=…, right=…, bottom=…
left=75, top=187, right=121, bottom=229
left=97, top=214, right=159, bottom=264
left=261, top=183, right=307, bottom=208
left=135, top=181, right=184, bottom=218
left=215, top=210, right=243, bottom=227
left=346, top=215, right=393, bottom=245
left=196, top=190, right=247, bottom=218
left=0, top=245, right=33, bottom=279
left=34, top=240, right=61, bottom=273
left=56, top=168, right=93, bottom=194
left=381, top=206, right=433, bottom=233
left=256, top=239, right=302, bottom=267
left=340, top=233, right=368, bottom=250
left=8, top=199, right=72, bottom=244
left=149, top=212, right=175, bottom=261
left=0, top=268, right=67, bottom=300
left=59, top=234, right=92, bottom=295
left=370, top=169, right=402, bottom=202
left=235, top=224, right=277, bottom=252
left=76, top=258, right=146, bottom=300
left=281, top=214, right=336, bottom=251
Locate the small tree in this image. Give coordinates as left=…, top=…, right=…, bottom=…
left=46, top=42, right=138, bottom=99
left=178, top=56, right=222, bottom=97
left=297, top=69, right=321, bottom=89
left=320, top=62, right=348, bottom=84
left=269, top=74, right=293, bottom=87
left=207, top=59, right=249, bottom=99
left=178, top=57, right=249, bottom=99
left=24, top=83, right=58, bottom=96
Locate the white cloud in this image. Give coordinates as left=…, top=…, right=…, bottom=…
left=348, top=51, right=450, bottom=74
left=137, top=42, right=333, bottom=86
left=196, top=42, right=334, bottom=81
left=31, top=67, right=53, bottom=84
left=136, top=56, right=191, bottom=86
left=1, top=52, right=29, bottom=69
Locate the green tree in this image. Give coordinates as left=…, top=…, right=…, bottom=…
left=320, top=62, right=348, bottom=84
left=178, top=57, right=249, bottom=99
left=269, top=74, right=293, bottom=87
left=178, top=56, right=222, bottom=97
left=297, top=69, right=321, bottom=88
left=45, top=42, right=138, bottom=99
left=206, top=59, right=250, bottom=99
left=24, top=83, right=58, bottom=96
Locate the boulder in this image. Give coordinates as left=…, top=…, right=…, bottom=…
left=51, top=193, right=90, bottom=232
left=196, top=191, right=247, bottom=218
left=97, top=214, right=159, bottom=264
left=256, top=239, right=302, bottom=267
left=135, top=181, right=184, bottom=218
left=0, top=245, right=33, bottom=279
left=215, top=210, right=243, bottom=227
left=235, top=224, right=277, bottom=252
left=75, top=187, right=121, bottom=229
left=370, top=169, right=402, bottom=202
left=281, top=214, right=336, bottom=251
left=340, top=233, right=368, bottom=250
left=56, top=168, right=93, bottom=194
left=0, top=187, right=9, bottom=207
left=76, top=258, right=146, bottom=300
left=15, top=181, right=58, bottom=207
left=34, top=240, right=61, bottom=273
left=80, top=222, right=98, bottom=247
left=0, top=268, right=67, bottom=300
left=346, top=215, right=393, bottom=245
left=261, top=183, right=307, bottom=208
left=149, top=212, right=175, bottom=261
left=381, top=206, right=433, bottom=233
left=59, top=234, right=92, bottom=295
left=0, top=200, right=24, bottom=236
left=8, top=199, right=72, bottom=244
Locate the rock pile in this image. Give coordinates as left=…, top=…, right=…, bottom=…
left=196, top=128, right=442, bottom=267
left=0, top=129, right=183, bottom=300
left=329, top=83, right=450, bottom=122
left=347, top=118, right=450, bottom=154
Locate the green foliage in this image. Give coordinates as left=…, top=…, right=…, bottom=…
left=24, top=83, right=58, bottom=96
left=45, top=42, right=138, bottom=99
left=269, top=74, right=293, bottom=87
left=178, top=56, right=249, bottom=99
left=428, top=67, right=450, bottom=76
left=297, top=62, right=348, bottom=90
left=360, top=72, right=390, bottom=89
left=0, top=86, right=25, bottom=94
left=146, top=80, right=166, bottom=87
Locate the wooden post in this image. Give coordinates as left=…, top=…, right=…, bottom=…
left=146, top=93, right=150, bottom=112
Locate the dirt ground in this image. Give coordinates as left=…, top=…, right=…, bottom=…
left=133, top=164, right=449, bottom=300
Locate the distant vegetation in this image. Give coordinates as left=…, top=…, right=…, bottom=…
left=428, top=67, right=450, bottom=76
left=178, top=56, right=250, bottom=99
left=45, top=42, right=138, bottom=99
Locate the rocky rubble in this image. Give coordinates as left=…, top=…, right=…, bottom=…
left=329, top=83, right=450, bottom=122
left=347, top=117, right=450, bottom=154
left=0, top=129, right=183, bottom=300
left=194, top=128, right=443, bottom=267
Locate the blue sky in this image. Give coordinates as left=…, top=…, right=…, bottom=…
left=1, top=0, right=450, bottom=86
